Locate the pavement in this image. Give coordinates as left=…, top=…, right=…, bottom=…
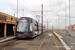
left=0, top=36, right=15, bottom=43
left=56, top=32, right=75, bottom=50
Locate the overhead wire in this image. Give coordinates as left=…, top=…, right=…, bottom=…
left=23, top=0, right=33, bottom=11
left=22, top=0, right=38, bottom=17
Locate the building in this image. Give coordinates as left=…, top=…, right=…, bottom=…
left=72, top=24, right=75, bottom=31
left=68, top=24, right=75, bottom=31
left=0, top=12, right=18, bottom=37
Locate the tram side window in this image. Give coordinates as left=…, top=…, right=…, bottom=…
left=35, top=24, right=36, bottom=26
left=33, top=23, right=37, bottom=31
left=30, top=23, right=32, bottom=31
left=35, top=24, right=37, bottom=31
left=32, top=20, right=37, bottom=31
left=39, top=25, right=41, bottom=31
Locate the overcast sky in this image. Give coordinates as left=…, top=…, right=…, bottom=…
left=0, top=0, right=75, bottom=29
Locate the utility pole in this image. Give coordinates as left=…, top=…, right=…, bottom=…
left=22, top=9, right=24, bottom=17
left=69, top=0, right=71, bottom=31
left=47, top=19, right=48, bottom=31
left=31, top=4, right=53, bottom=34
left=57, top=14, right=59, bottom=30
left=56, top=16, right=57, bottom=30
left=65, top=0, right=66, bottom=32
left=52, top=25, right=53, bottom=30
left=17, top=0, right=18, bottom=18
left=41, top=4, right=43, bottom=34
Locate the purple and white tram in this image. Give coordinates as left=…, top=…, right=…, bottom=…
left=15, top=17, right=42, bottom=38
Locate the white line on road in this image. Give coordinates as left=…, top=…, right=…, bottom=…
left=71, top=43, right=75, bottom=44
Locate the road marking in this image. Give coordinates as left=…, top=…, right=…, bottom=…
left=54, top=32, right=63, bottom=38
left=54, top=32, right=71, bottom=50
left=52, top=33, right=59, bottom=50
left=0, top=36, right=15, bottom=43
left=71, top=43, right=75, bottom=44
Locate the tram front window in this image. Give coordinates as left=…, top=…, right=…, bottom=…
left=17, top=20, right=28, bottom=32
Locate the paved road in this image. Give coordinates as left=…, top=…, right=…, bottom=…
left=57, top=32, right=75, bottom=50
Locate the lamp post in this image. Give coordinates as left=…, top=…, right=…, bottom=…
left=47, top=19, right=48, bottom=31
left=17, top=0, right=18, bottom=18
left=57, top=14, right=59, bottom=30
left=69, top=0, right=71, bottom=31
left=65, top=0, right=66, bottom=31
left=56, top=16, right=57, bottom=30
left=41, top=4, right=43, bottom=34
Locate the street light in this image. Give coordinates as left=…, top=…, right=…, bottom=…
left=17, top=0, right=18, bottom=18
left=47, top=19, right=48, bottom=31
left=41, top=4, right=43, bottom=34
left=56, top=14, right=59, bottom=30
left=56, top=15, right=57, bottom=29
left=65, top=0, right=66, bottom=31
left=69, top=0, right=71, bottom=31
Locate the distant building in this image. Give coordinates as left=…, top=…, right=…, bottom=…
left=68, top=24, right=75, bottom=31
left=72, top=24, right=75, bottom=31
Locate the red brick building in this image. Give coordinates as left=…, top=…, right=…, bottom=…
left=68, top=24, right=75, bottom=31
left=73, top=24, right=75, bottom=31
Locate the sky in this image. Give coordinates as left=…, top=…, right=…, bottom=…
left=0, top=0, right=75, bottom=29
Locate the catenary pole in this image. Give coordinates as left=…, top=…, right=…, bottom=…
left=47, top=19, right=48, bottom=31
left=17, top=0, right=18, bottom=18
left=65, top=0, right=66, bottom=30
left=69, top=0, right=71, bottom=31
left=41, top=4, right=43, bottom=34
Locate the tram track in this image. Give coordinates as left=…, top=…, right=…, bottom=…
left=1, top=32, right=49, bottom=50
left=52, top=33, right=59, bottom=50
left=0, top=38, right=31, bottom=50
left=0, top=39, right=17, bottom=46
left=4, top=40, right=27, bottom=50
left=38, top=33, right=48, bottom=50
left=37, top=32, right=60, bottom=50
left=0, top=32, right=64, bottom=50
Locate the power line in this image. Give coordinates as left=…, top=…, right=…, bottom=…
left=23, top=0, right=37, bottom=16
left=23, top=0, right=32, bottom=11
left=31, top=10, right=54, bottom=12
